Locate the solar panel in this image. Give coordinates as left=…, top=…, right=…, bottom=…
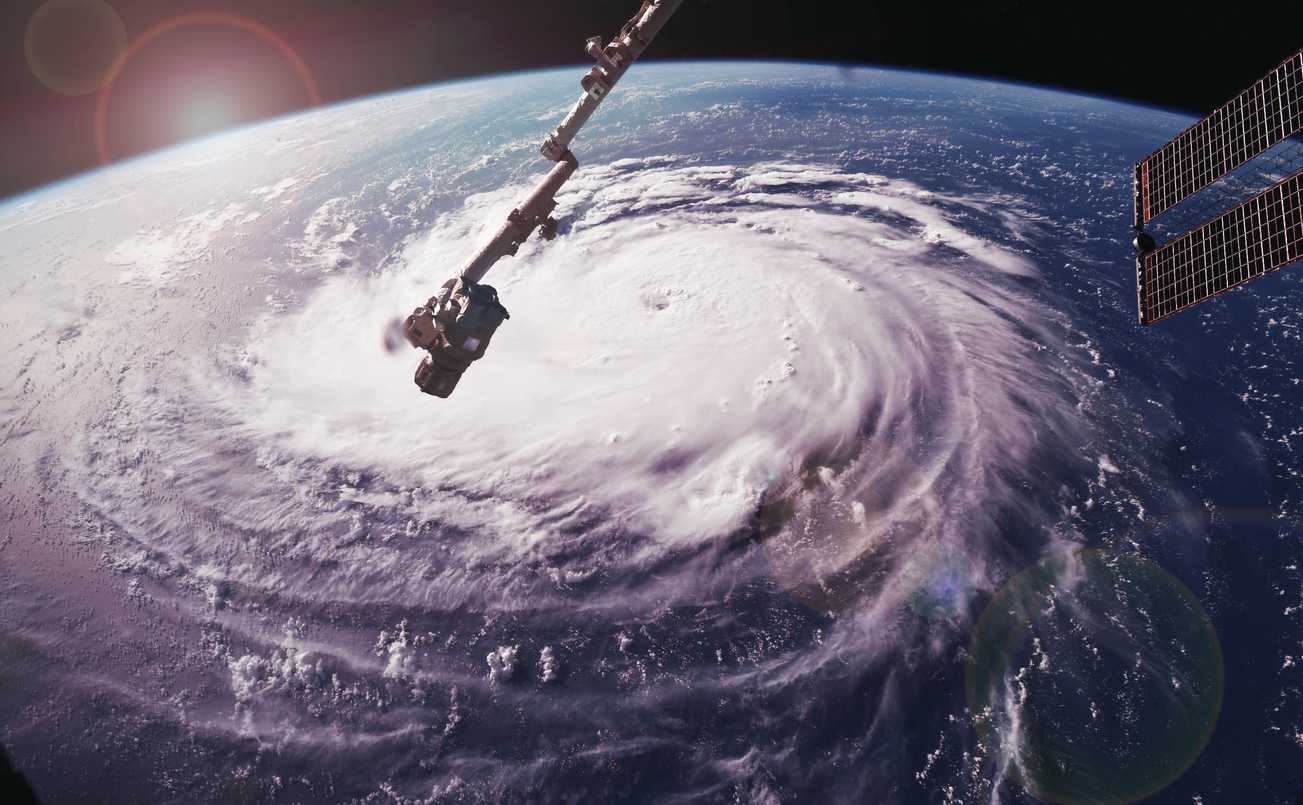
left=1135, top=49, right=1303, bottom=227
left=1138, top=168, right=1303, bottom=324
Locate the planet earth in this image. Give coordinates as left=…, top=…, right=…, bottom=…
left=2, top=61, right=1303, bottom=804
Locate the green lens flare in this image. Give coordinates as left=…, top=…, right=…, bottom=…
left=966, top=550, right=1223, bottom=805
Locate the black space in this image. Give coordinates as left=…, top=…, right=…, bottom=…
left=1, top=1, right=1301, bottom=208
left=0, top=744, right=43, bottom=805
left=2, top=0, right=1303, bottom=200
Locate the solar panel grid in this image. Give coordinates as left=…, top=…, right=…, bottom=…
left=1276, top=64, right=1290, bottom=132
left=1272, top=67, right=1285, bottom=139
left=1281, top=59, right=1293, bottom=132
left=1293, top=55, right=1302, bottom=130
left=1141, top=169, right=1303, bottom=323
left=1286, top=66, right=1294, bottom=135
left=1137, top=51, right=1303, bottom=224
left=1258, top=80, right=1268, bottom=144
left=1264, top=84, right=1273, bottom=147
left=1251, top=82, right=1264, bottom=154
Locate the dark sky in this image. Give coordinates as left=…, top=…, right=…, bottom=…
left=4, top=0, right=1302, bottom=202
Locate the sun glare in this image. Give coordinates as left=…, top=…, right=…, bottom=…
left=94, top=13, right=320, bottom=166
left=176, top=95, right=240, bottom=141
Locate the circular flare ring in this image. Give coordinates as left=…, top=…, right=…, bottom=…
left=94, top=13, right=321, bottom=167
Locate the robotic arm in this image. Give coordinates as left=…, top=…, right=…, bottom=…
left=402, top=0, right=685, bottom=398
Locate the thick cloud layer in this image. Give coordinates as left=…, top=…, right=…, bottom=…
left=54, top=148, right=1104, bottom=800
left=4, top=64, right=1298, bottom=805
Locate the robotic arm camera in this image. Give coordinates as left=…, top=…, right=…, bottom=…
left=404, top=278, right=511, bottom=398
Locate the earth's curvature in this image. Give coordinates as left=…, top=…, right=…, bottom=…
left=2, top=62, right=1303, bottom=804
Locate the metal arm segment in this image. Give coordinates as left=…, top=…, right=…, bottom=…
left=540, top=0, right=685, bottom=162
left=403, top=0, right=685, bottom=398
left=453, top=0, right=684, bottom=285
left=457, top=149, right=579, bottom=284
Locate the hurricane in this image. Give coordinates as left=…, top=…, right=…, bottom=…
left=3, top=63, right=1302, bottom=804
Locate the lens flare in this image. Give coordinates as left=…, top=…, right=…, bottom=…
left=94, top=13, right=320, bottom=166
left=25, top=0, right=127, bottom=96
left=177, top=95, right=239, bottom=141
left=966, top=550, right=1223, bottom=805
left=907, top=540, right=977, bottom=620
